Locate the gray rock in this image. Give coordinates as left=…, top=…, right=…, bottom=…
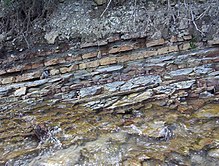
left=155, top=80, right=195, bottom=94
left=62, top=91, right=76, bottom=99
left=209, top=71, right=219, bottom=76
left=191, top=154, right=204, bottom=164
left=0, top=87, right=10, bottom=96
left=172, top=80, right=195, bottom=89
left=194, top=65, right=213, bottom=75
left=154, top=84, right=176, bottom=94
left=120, top=75, right=161, bottom=91
left=104, top=81, right=125, bottom=92
left=144, top=62, right=167, bottom=67
left=199, top=91, right=214, bottom=98
left=25, top=79, right=48, bottom=87
left=97, top=65, right=123, bottom=73
left=44, top=31, right=59, bottom=44
left=80, top=86, right=102, bottom=98
left=146, top=55, right=174, bottom=63
left=84, top=97, right=119, bottom=109
left=208, top=148, right=219, bottom=159
left=174, top=55, right=191, bottom=65
left=169, top=68, right=193, bottom=77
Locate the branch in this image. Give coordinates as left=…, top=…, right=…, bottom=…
left=100, top=0, right=112, bottom=17
left=190, top=9, right=205, bottom=36
left=196, top=6, right=211, bottom=20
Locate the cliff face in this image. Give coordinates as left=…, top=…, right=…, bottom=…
left=0, top=0, right=219, bottom=111
left=0, top=33, right=219, bottom=112
left=0, top=1, right=219, bottom=164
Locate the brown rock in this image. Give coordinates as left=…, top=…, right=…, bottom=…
left=179, top=43, right=191, bottom=51
left=168, top=45, right=179, bottom=52
left=109, top=45, right=134, bottom=54
left=60, top=67, right=69, bottom=74
left=86, top=60, right=100, bottom=68
left=1, top=77, right=15, bottom=84
left=188, top=99, right=205, bottom=110
left=208, top=38, right=219, bottom=45
left=79, top=60, right=99, bottom=69
left=16, top=72, right=41, bottom=82
left=146, top=38, right=165, bottom=47
left=177, top=105, right=193, bottom=113
left=31, top=62, right=44, bottom=69
left=44, top=58, right=59, bottom=66
left=65, top=55, right=82, bottom=62
left=99, top=57, right=117, bottom=65
left=57, top=57, right=66, bottom=64
left=82, top=52, right=97, bottom=59
left=117, top=55, right=130, bottom=63
left=79, top=63, right=87, bottom=69
left=80, top=42, right=96, bottom=48
left=142, top=50, right=158, bottom=58
left=6, top=65, right=23, bottom=73
left=107, top=35, right=120, bottom=43
left=183, top=35, right=192, bottom=40
left=157, top=47, right=169, bottom=55
left=0, top=69, right=6, bottom=75
left=68, top=64, right=78, bottom=71
left=50, top=69, right=60, bottom=76
left=170, top=36, right=177, bottom=43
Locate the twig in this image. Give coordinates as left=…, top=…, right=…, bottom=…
left=196, top=6, right=211, bottom=20
left=22, top=32, right=30, bottom=49
left=100, top=0, right=112, bottom=17
left=190, top=9, right=205, bottom=36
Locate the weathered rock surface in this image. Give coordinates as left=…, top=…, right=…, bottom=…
left=80, top=86, right=103, bottom=98
left=194, top=104, right=219, bottom=118
left=14, top=87, right=27, bottom=96
left=120, top=75, right=161, bottom=91
left=208, top=149, right=219, bottom=159
left=169, top=68, right=193, bottom=77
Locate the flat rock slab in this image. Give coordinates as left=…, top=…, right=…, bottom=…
left=169, top=68, right=193, bottom=77
left=120, top=75, right=162, bottom=91
left=155, top=80, right=195, bottom=94
left=194, top=65, right=213, bottom=74
left=97, top=65, right=123, bottom=73
left=104, top=81, right=125, bottom=92
left=108, top=89, right=153, bottom=109
left=80, top=86, right=102, bottom=98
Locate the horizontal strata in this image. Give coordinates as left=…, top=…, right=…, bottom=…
left=0, top=34, right=219, bottom=111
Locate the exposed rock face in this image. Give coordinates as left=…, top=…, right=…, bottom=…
left=0, top=35, right=218, bottom=111
left=0, top=0, right=219, bottom=113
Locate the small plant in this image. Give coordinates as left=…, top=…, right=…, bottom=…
left=190, top=36, right=197, bottom=49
